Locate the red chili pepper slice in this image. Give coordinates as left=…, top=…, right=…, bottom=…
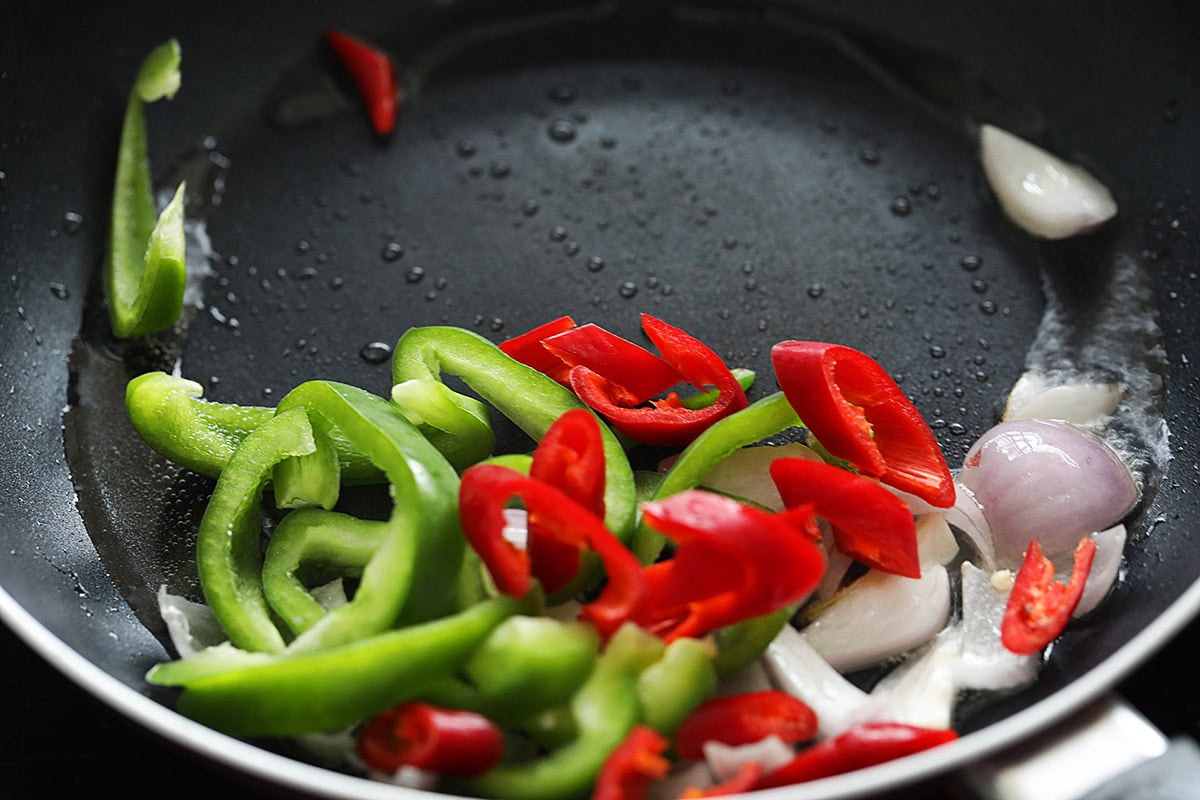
left=527, top=408, right=607, bottom=593
left=592, top=725, right=671, bottom=800
left=458, top=464, right=642, bottom=640
left=771, top=341, right=954, bottom=508
left=325, top=29, right=398, bottom=136
left=632, top=490, right=825, bottom=643
left=355, top=701, right=504, bottom=776
left=674, top=690, right=818, bottom=761
left=1001, top=536, right=1097, bottom=655
left=679, top=762, right=764, bottom=797
left=754, top=722, right=958, bottom=788
left=542, top=322, right=683, bottom=404
left=498, top=315, right=577, bottom=383
left=770, top=457, right=921, bottom=578
left=570, top=315, right=749, bottom=447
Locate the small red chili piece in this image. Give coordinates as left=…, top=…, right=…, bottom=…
left=592, top=725, right=671, bottom=800
left=355, top=701, right=504, bottom=776
left=498, top=315, right=578, bottom=383
left=326, top=28, right=398, bottom=136
left=1001, top=536, right=1097, bottom=655
left=674, top=690, right=818, bottom=761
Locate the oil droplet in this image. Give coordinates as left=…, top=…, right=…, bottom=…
left=889, top=196, right=912, bottom=216
left=948, top=423, right=967, bottom=435
left=807, top=283, right=824, bottom=299
left=62, top=211, right=84, bottom=234
left=564, top=241, right=580, bottom=257
left=48, top=282, right=68, bottom=300
left=859, top=147, right=881, bottom=165
left=600, top=135, right=618, bottom=149
left=359, top=341, right=392, bottom=364
left=382, top=241, right=404, bottom=262
left=549, top=83, right=577, bottom=104
left=548, top=120, right=577, bottom=143
left=960, top=255, right=982, bottom=272
left=970, top=278, right=988, bottom=293
left=618, top=281, right=638, bottom=298
left=489, top=160, right=511, bottom=178
left=586, top=256, right=605, bottom=272
left=406, top=266, right=426, bottom=283
left=930, top=345, right=946, bottom=358
left=489, top=317, right=505, bottom=332
left=549, top=225, right=568, bottom=242
left=456, top=140, right=477, bottom=158
left=522, top=199, right=540, bottom=217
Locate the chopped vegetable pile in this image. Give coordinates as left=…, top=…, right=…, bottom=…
left=107, top=27, right=1143, bottom=800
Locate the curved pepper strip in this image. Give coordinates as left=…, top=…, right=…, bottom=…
left=356, top=701, right=505, bottom=777
left=567, top=314, right=749, bottom=447
left=591, top=725, right=671, bottom=800
left=1001, top=536, right=1097, bottom=655
left=771, top=341, right=955, bottom=508
left=106, top=38, right=186, bottom=338
left=261, top=509, right=387, bottom=637
left=125, top=371, right=380, bottom=483
left=272, top=381, right=464, bottom=650
left=634, top=637, right=717, bottom=737
left=633, top=392, right=801, bottom=564
left=674, top=690, right=818, bottom=761
left=771, top=457, right=921, bottom=579
left=451, top=623, right=664, bottom=800
left=391, top=325, right=637, bottom=542
left=458, top=464, right=642, bottom=641
left=196, top=407, right=317, bottom=652
left=632, top=490, right=826, bottom=643
left=157, top=595, right=525, bottom=737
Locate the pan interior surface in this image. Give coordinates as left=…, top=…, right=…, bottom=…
left=11, top=0, right=1195, bottom=797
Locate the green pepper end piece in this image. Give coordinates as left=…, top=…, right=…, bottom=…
left=125, top=371, right=275, bottom=478
left=632, top=391, right=801, bottom=563
left=636, top=637, right=718, bottom=737
left=679, top=367, right=756, bottom=410
left=712, top=606, right=793, bottom=677
left=172, top=595, right=523, bottom=737
left=391, top=378, right=496, bottom=470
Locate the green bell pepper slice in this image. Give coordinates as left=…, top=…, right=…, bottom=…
left=107, top=38, right=187, bottom=338
left=635, top=637, right=718, bottom=737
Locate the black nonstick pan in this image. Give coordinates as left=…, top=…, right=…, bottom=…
left=3, top=0, right=1199, bottom=797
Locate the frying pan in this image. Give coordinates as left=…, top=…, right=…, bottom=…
left=2, top=0, right=1199, bottom=797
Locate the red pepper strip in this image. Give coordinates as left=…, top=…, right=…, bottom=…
left=674, top=690, right=818, bottom=761
left=356, top=701, right=504, bottom=776
left=592, top=725, right=671, bottom=800
left=498, top=315, right=577, bottom=383
left=1001, top=536, right=1097, bottom=655
left=325, top=29, right=398, bottom=136
left=632, top=490, right=825, bottom=643
left=528, top=408, right=607, bottom=594
left=679, top=763, right=764, bottom=797
left=542, top=322, right=682, bottom=404
left=570, top=315, right=749, bottom=447
left=458, top=464, right=642, bottom=640
left=770, top=457, right=921, bottom=579
left=754, top=722, right=958, bottom=789
left=771, top=341, right=954, bottom=508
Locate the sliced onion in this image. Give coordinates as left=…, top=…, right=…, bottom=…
left=1003, top=370, right=1122, bottom=426
left=157, top=584, right=226, bottom=657
left=502, top=507, right=528, bottom=549
left=944, top=481, right=996, bottom=570
left=801, top=564, right=951, bottom=673
left=699, top=442, right=823, bottom=511
left=1075, top=523, right=1126, bottom=618
left=916, top=513, right=960, bottom=567
left=957, top=561, right=1039, bottom=691
left=979, top=124, right=1118, bottom=240
left=958, top=419, right=1140, bottom=566
left=764, top=624, right=869, bottom=739
left=704, top=736, right=795, bottom=782
left=866, top=630, right=962, bottom=731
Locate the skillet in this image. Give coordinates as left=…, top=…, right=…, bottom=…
left=2, top=0, right=1199, bottom=796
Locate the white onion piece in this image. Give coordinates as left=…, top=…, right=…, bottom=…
left=374, top=766, right=438, bottom=790
left=866, top=630, right=963, bottom=731
left=958, top=561, right=1039, bottom=690
left=765, top=625, right=869, bottom=738
left=944, top=482, right=996, bottom=570
left=1003, top=370, right=1122, bottom=426
left=502, top=507, right=528, bottom=549
left=699, top=442, right=823, bottom=511
left=801, top=564, right=951, bottom=673
left=157, top=584, right=226, bottom=657
left=958, top=419, right=1139, bottom=566
left=916, top=513, right=960, bottom=567
left=705, top=736, right=796, bottom=782
left=1075, top=524, right=1127, bottom=618
left=814, top=546, right=855, bottom=602
left=647, top=762, right=714, bottom=800
left=979, top=124, right=1118, bottom=240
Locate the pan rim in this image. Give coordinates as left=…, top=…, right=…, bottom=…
left=5, top=572, right=1200, bottom=799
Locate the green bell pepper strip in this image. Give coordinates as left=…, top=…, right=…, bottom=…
left=107, top=38, right=187, bottom=338
left=711, top=606, right=794, bottom=677
left=391, top=326, right=637, bottom=546
left=196, top=407, right=316, bottom=653
left=391, top=377, right=495, bottom=470
left=420, top=616, right=600, bottom=726
left=261, top=509, right=387, bottom=637
left=125, top=371, right=380, bottom=483
left=635, top=637, right=717, bottom=737
left=272, top=381, right=464, bottom=652
left=632, top=391, right=802, bottom=564
left=452, top=623, right=665, bottom=800
left=161, top=595, right=525, bottom=737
